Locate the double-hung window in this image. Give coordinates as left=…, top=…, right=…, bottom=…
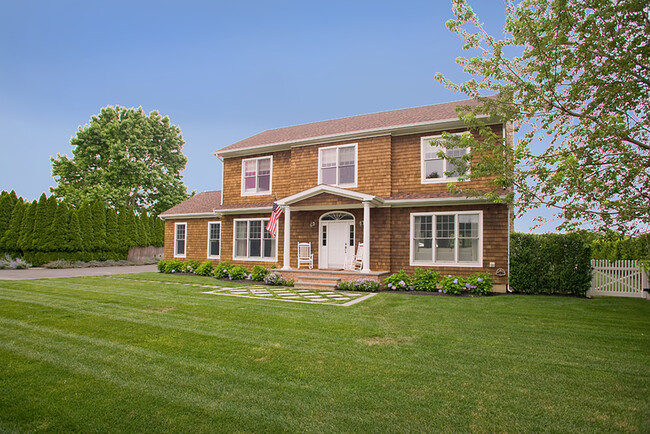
left=207, top=222, right=220, bottom=258
left=242, top=156, right=272, bottom=195
left=233, top=218, right=276, bottom=261
left=421, top=135, right=469, bottom=183
left=410, top=211, right=482, bottom=266
left=319, top=144, right=357, bottom=187
left=174, top=222, right=186, bottom=258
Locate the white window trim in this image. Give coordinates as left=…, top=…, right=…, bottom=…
left=317, top=143, right=358, bottom=188
left=241, top=155, right=273, bottom=197
left=409, top=210, right=483, bottom=267
left=232, top=217, right=278, bottom=262
left=174, top=222, right=187, bottom=259
left=420, top=133, right=469, bottom=184
left=207, top=221, right=221, bottom=259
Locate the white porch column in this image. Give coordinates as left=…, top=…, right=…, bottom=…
left=362, top=201, right=370, bottom=273
left=282, top=206, right=291, bottom=270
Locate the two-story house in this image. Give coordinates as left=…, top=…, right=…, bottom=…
left=159, top=98, right=512, bottom=292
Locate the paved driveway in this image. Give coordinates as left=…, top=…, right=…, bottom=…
left=0, top=265, right=158, bottom=280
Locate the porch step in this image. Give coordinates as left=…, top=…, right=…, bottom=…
left=297, top=275, right=340, bottom=282
left=293, top=281, right=339, bottom=291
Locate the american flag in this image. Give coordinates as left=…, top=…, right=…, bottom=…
left=266, top=198, right=283, bottom=237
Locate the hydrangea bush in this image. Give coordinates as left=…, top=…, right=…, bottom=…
left=383, top=270, right=413, bottom=290
left=440, top=275, right=466, bottom=295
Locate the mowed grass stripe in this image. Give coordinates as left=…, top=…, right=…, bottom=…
left=0, top=274, right=648, bottom=432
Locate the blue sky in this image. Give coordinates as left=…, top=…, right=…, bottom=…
left=0, top=0, right=548, bottom=231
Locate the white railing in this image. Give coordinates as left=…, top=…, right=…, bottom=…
left=588, top=260, right=648, bottom=299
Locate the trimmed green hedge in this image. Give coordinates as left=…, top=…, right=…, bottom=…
left=510, top=232, right=592, bottom=296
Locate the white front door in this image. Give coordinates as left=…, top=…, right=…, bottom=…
left=320, top=221, right=349, bottom=269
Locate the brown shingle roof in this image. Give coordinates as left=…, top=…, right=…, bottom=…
left=217, top=98, right=484, bottom=154
left=159, top=191, right=222, bottom=216
left=159, top=191, right=276, bottom=217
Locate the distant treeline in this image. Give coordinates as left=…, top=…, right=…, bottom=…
left=0, top=190, right=164, bottom=266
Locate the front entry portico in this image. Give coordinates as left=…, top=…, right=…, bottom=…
left=277, top=185, right=384, bottom=273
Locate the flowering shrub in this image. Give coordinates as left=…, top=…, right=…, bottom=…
left=383, top=270, right=413, bottom=290
left=264, top=272, right=293, bottom=286
left=412, top=268, right=441, bottom=292
left=440, top=275, right=465, bottom=295
left=184, top=259, right=201, bottom=273
left=466, top=272, right=493, bottom=295
left=213, top=261, right=234, bottom=278
left=0, top=255, right=32, bottom=270
left=228, top=265, right=250, bottom=280
left=337, top=279, right=380, bottom=292
left=251, top=265, right=270, bottom=281
left=194, top=261, right=214, bottom=277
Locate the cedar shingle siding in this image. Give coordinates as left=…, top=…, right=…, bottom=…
left=160, top=99, right=511, bottom=290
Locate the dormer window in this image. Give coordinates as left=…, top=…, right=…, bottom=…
left=421, top=135, right=469, bottom=183
left=318, top=143, right=357, bottom=187
left=241, top=156, right=272, bottom=196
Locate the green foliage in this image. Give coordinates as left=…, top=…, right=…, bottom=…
left=0, top=192, right=16, bottom=240
left=412, top=268, right=441, bottom=292
left=251, top=265, right=270, bottom=281
left=383, top=270, right=413, bottom=290
left=440, top=275, right=465, bottom=295
left=336, top=279, right=380, bottom=292
left=31, top=194, right=57, bottom=251
left=195, top=261, right=214, bottom=277
left=17, top=201, right=36, bottom=252
left=50, top=105, right=189, bottom=216
left=91, top=201, right=107, bottom=251
left=46, top=202, right=70, bottom=251
left=436, top=0, right=650, bottom=233
left=585, top=231, right=650, bottom=261
left=185, top=259, right=201, bottom=273
left=510, top=232, right=592, bottom=295
left=77, top=203, right=93, bottom=251
left=162, top=259, right=186, bottom=273
left=105, top=208, right=121, bottom=252
left=465, top=273, right=493, bottom=295
left=228, top=265, right=250, bottom=280
left=214, top=261, right=234, bottom=278
left=0, top=200, right=25, bottom=252
left=68, top=210, right=84, bottom=252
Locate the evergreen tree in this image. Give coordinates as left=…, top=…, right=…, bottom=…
left=77, top=203, right=93, bottom=252
left=68, top=209, right=83, bottom=252
left=46, top=202, right=70, bottom=251
left=0, top=192, right=15, bottom=240
left=18, top=201, right=36, bottom=253
left=105, top=208, right=120, bottom=252
left=154, top=217, right=165, bottom=247
left=31, top=194, right=57, bottom=252
left=91, top=201, right=107, bottom=251
left=136, top=216, right=148, bottom=247
left=0, top=200, right=25, bottom=253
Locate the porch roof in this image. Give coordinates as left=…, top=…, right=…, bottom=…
left=277, top=185, right=384, bottom=207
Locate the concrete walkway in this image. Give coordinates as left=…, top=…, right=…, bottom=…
left=0, top=264, right=158, bottom=280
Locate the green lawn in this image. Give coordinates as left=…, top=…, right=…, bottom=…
left=0, top=273, right=648, bottom=432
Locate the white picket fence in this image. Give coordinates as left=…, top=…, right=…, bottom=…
left=588, top=260, right=648, bottom=299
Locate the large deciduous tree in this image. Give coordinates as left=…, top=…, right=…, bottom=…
left=51, top=106, right=189, bottom=216
left=435, top=0, right=649, bottom=233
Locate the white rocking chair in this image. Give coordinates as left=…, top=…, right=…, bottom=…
left=351, top=243, right=364, bottom=271
left=297, top=242, right=313, bottom=269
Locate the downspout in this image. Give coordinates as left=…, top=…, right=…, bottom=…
left=504, top=122, right=511, bottom=293
left=217, top=155, right=224, bottom=206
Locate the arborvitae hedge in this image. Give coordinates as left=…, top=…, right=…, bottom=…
left=0, top=191, right=164, bottom=265
left=510, top=232, right=592, bottom=296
